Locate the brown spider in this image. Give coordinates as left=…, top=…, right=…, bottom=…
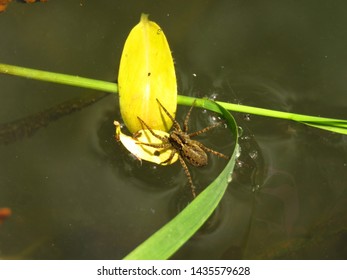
left=137, top=99, right=229, bottom=197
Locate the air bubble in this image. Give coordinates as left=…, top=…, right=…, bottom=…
left=249, top=150, right=258, bottom=160
left=209, top=92, right=218, bottom=100
left=208, top=115, right=219, bottom=124
left=236, top=160, right=243, bottom=168
left=237, top=126, right=243, bottom=137
left=235, top=145, right=241, bottom=159
left=227, top=172, right=233, bottom=183
left=244, top=114, right=251, bottom=121
left=252, top=184, right=260, bottom=192
left=240, top=135, right=251, bottom=141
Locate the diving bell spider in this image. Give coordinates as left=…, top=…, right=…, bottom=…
left=137, top=99, right=229, bottom=198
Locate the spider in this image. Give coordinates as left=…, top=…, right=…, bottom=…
left=137, top=99, right=229, bottom=197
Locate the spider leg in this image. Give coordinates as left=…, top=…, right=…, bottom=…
left=188, top=121, right=224, bottom=137
left=195, top=142, right=230, bottom=160
left=161, top=149, right=177, bottom=165
left=137, top=116, right=167, bottom=141
left=183, top=99, right=197, bottom=133
left=178, top=155, right=196, bottom=197
left=136, top=141, right=171, bottom=149
left=156, top=99, right=182, bottom=131
left=136, top=141, right=177, bottom=165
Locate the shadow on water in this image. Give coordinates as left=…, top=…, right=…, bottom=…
left=0, top=92, right=109, bottom=145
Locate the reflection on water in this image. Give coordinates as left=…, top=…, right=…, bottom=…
left=1, top=1, right=347, bottom=259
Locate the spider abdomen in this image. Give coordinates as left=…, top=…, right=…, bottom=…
left=181, top=141, right=208, bottom=167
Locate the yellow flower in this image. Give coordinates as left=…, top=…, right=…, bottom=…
left=118, top=14, right=177, bottom=134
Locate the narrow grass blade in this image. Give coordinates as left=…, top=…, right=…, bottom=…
left=1, top=63, right=347, bottom=134
left=300, top=121, right=347, bottom=134
left=178, top=95, right=347, bottom=135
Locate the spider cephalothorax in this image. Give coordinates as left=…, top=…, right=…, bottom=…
left=137, top=99, right=229, bottom=197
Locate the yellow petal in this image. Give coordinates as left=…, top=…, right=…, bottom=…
left=114, top=121, right=178, bottom=165
left=118, top=13, right=177, bottom=134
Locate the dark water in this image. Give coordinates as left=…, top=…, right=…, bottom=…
left=0, top=0, right=347, bottom=259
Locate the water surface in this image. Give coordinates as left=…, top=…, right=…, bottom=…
left=0, top=0, right=346, bottom=259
